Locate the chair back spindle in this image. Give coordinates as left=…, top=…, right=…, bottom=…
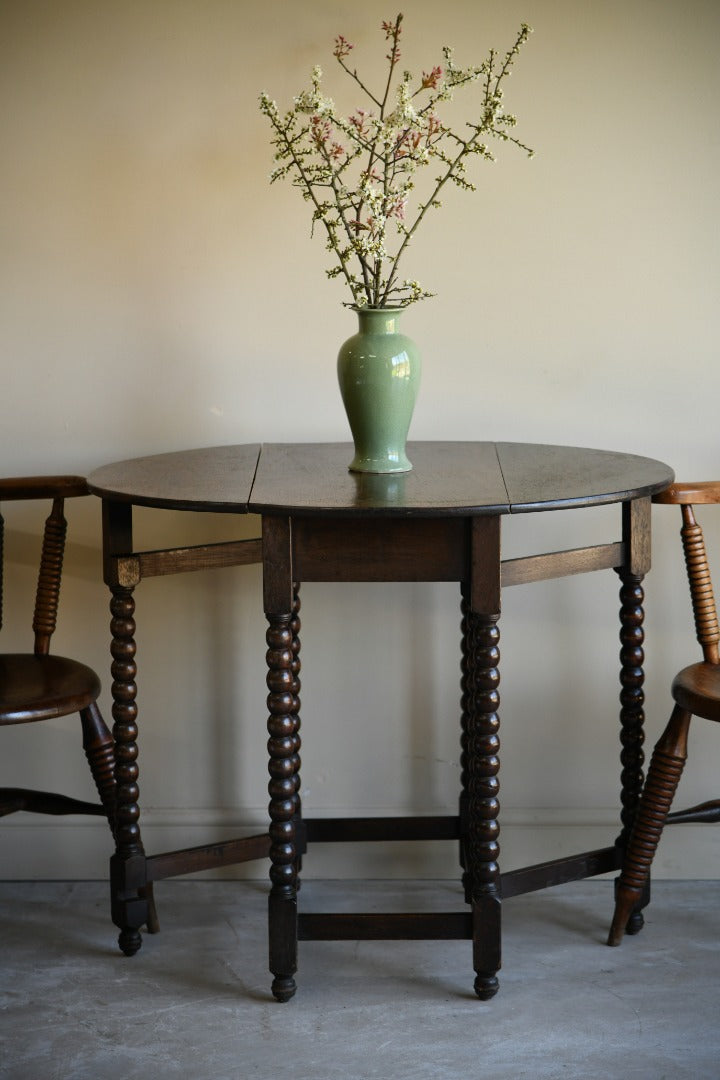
left=32, top=497, right=67, bottom=656
left=680, top=503, right=720, bottom=665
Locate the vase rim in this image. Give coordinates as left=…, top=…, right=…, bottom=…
left=350, top=304, right=407, bottom=314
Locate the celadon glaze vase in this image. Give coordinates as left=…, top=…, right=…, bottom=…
left=337, top=306, right=421, bottom=474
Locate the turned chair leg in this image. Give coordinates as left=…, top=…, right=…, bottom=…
left=138, top=884, right=160, bottom=935
left=608, top=705, right=691, bottom=946
left=81, top=703, right=116, bottom=815
left=80, top=703, right=159, bottom=935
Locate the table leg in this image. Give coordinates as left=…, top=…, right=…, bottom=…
left=109, top=583, right=150, bottom=956
left=459, top=595, right=470, bottom=901
left=615, top=568, right=650, bottom=933
left=290, top=587, right=303, bottom=883
left=461, top=577, right=502, bottom=1000
left=266, top=584, right=302, bottom=1003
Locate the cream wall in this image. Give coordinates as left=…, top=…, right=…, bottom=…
left=1, top=0, right=719, bottom=880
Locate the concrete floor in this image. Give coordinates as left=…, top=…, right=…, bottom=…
left=0, top=879, right=718, bottom=1080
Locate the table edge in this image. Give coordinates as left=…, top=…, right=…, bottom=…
left=86, top=441, right=675, bottom=516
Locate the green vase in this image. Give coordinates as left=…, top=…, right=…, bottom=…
left=337, top=307, right=421, bottom=474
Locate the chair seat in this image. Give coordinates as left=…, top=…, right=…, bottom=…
left=0, top=654, right=101, bottom=725
left=672, top=661, right=720, bottom=723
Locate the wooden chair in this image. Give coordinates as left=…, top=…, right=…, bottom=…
left=608, top=481, right=720, bottom=945
left=0, top=476, right=157, bottom=933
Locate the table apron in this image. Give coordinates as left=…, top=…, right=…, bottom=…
left=291, top=515, right=470, bottom=582
left=289, top=516, right=628, bottom=589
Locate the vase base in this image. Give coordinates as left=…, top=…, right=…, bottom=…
left=348, top=456, right=413, bottom=475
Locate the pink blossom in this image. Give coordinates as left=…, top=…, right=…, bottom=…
left=333, top=35, right=353, bottom=59
left=394, top=129, right=422, bottom=159
left=426, top=113, right=442, bottom=137
left=421, top=66, right=442, bottom=90
left=310, top=114, right=333, bottom=150
left=349, top=108, right=371, bottom=137
left=382, top=16, right=402, bottom=61
left=390, top=196, right=407, bottom=219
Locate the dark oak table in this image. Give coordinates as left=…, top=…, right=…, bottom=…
left=88, top=441, right=673, bottom=1000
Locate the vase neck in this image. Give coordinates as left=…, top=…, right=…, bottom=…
left=355, top=307, right=404, bottom=334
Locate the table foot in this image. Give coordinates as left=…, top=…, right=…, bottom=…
left=272, top=975, right=297, bottom=1003
left=474, top=972, right=499, bottom=1000
left=118, top=928, right=142, bottom=957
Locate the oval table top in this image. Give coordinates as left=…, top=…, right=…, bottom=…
left=87, top=442, right=674, bottom=518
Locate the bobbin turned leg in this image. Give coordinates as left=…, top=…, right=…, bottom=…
left=109, top=585, right=151, bottom=956
left=262, top=517, right=302, bottom=1001
left=266, top=605, right=301, bottom=1002
left=289, top=587, right=303, bottom=887
left=459, top=594, right=471, bottom=901
left=465, top=607, right=501, bottom=1000
left=608, top=705, right=690, bottom=946
left=614, top=569, right=650, bottom=936
left=461, top=517, right=502, bottom=1000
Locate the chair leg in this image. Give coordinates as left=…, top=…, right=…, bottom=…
left=80, top=703, right=159, bottom=935
left=80, top=703, right=116, bottom=816
left=607, top=705, right=691, bottom=946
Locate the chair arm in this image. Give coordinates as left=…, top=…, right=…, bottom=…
left=653, top=481, right=720, bottom=506
left=0, top=476, right=89, bottom=501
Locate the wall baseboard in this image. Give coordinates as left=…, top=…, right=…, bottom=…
left=1, top=807, right=717, bottom=880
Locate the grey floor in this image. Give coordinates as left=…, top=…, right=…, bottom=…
left=0, top=879, right=718, bottom=1080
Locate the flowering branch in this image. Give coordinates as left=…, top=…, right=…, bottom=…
left=259, top=14, right=533, bottom=308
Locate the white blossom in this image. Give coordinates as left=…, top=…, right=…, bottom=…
left=259, top=16, right=533, bottom=307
